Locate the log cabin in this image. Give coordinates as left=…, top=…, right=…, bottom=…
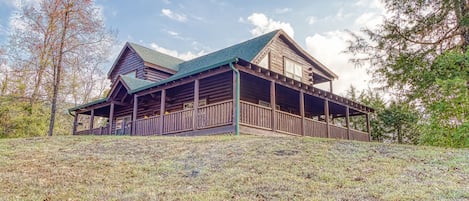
left=69, top=29, right=374, bottom=141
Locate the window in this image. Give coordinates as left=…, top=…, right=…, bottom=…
left=284, top=58, right=302, bottom=81
left=124, top=70, right=136, bottom=78
left=183, top=99, right=207, bottom=110
left=258, top=53, right=269, bottom=69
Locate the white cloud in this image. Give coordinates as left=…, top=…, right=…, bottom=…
left=307, top=16, right=316, bottom=25
left=305, top=31, right=371, bottom=94
left=275, top=8, right=292, bottom=14
left=162, top=0, right=171, bottom=4
left=161, top=8, right=187, bottom=22
left=166, top=30, right=179, bottom=36
left=150, top=42, right=207, bottom=60
left=247, top=13, right=294, bottom=38
left=355, top=0, right=385, bottom=10
left=354, top=12, right=382, bottom=28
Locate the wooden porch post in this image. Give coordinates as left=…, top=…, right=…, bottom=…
left=270, top=80, right=276, bottom=132
left=109, top=103, right=114, bottom=135
left=193, top=79, right=199, bottom=130
left=300, top=91, right=305, bottom=136
left=366, top=113, right=371, bottom=142
left=346, top=106, right=350, bottom=140
left=132, top=95, right=138, bottom=136
left=90, top=109, right=95, bottom=133
left=329, top=80, right=333, bottom=93
left=159, top=89, right=166, bottom=134
left=72, top=112, right=78, bottom=135
left=324, top=99, right=330, bottom=138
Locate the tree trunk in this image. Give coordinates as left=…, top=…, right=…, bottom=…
left=48, top=5, right=69, bottom=137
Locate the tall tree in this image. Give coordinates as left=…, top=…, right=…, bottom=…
left=4, top=0, right=114, bottom=136
left=348, top=0, right=468, bottom=101
left=348, top=0, right=469, bottom=146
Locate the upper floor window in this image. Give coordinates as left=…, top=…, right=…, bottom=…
left=258, top=53, right=269, bottom=69
left=284, top=58, right=302, bottom=81
left=125, top=70, right=136, bottom=78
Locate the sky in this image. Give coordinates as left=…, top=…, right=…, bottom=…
left=0, top=0, right=386, bottom=96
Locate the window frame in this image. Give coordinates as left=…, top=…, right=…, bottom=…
left=284, top=57, right=302, bottom=81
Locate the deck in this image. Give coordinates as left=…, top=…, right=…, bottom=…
left=76, top=100, right=369, bottom=141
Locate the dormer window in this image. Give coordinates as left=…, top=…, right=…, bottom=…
left=125, top=70, right=136, bottom=78
left=258, top=53, right=270, bottom=69
left=284, top=57, right=302, bottom=81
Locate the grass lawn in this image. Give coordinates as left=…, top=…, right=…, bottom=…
left=0, top=135, right=468, bottom=200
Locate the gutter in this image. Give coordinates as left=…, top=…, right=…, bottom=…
left=68, top=109, right=75, bottom=117
left=229, top=59, right=240, bottom=136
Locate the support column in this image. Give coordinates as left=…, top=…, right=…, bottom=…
left=366, top=113, right=371, bottom=142
left=159, top=90, right=166, bottom=134
left=300, top=91, right=305, bottom=136
left=346, top=106, right=350, bottom=140
left=132, top=95, right=138, bottom=136
left=324, top=99, right=330, bottom=138
left=329, top=80, right=333, bottom=93
left=72, top=112, right=78, bottom=135
left=270, top=80, right=276, bottom=132
left=90, top=109, right=95, bottom=133
left=109, top=103, right=114, bottom=135
left=193, top=79, right=199, bottom=130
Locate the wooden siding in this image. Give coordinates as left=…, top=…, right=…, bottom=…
left=240, top=72, right=270, bottom=104
left=110, top=48, right=146, bottom=83
left=144, top=67, right=172, bottom=82
left=200, top=72, right=233, bottom=103
left=253, top=36, right=330, bottom=84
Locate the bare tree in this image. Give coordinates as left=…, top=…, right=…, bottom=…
left=4, top=0, right=115, bottom=136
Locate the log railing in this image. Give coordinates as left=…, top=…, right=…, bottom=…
left=163, top=110, right=193, bottom=134
left=240, top=101, right=272, bottom=129
left=134, top=116, right=160, bottom=136
left=330, top=125, right=348, bottom=139
left=276, top=110, right=302, bottom=135
left=197, top=100, right=233, bottom=129
left=350, top=129, right=369, bottom=142
left=304, top=118, right=327, bottom=138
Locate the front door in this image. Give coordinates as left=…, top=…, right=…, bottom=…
left=115, top=116, right=132, bottom=135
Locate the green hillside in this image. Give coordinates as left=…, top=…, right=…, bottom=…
left=0, top=136, right=468, bottom=200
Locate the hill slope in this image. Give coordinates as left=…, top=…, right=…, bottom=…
left=0, top=136, right=468, bottom=200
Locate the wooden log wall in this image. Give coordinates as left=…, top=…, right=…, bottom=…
left=254, top=36, right=330, bottom=84
left=240, top=72, right=270, bottom=104
left=110, top=48, right=146, bottom=83
left=199, top=72, right=233, bottom=104
left=145, top=67, right=172, bottom=82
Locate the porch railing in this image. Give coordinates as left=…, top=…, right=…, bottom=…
left=276, top=110, right=302, bottom=135
left=304, top=118, right=327, bottom=138
left=134, top=116, right=160, bottom=136
left=197, top=100, right=233, bottom=129
left=76, top=126, right=109, bottom=135
left=350, top=129, right=369, bottom=141
left=240, top=101, right=272, bottom=129
left=163, top=110, right=193, bottom=134
left=330, top=125, right=348, bottom=139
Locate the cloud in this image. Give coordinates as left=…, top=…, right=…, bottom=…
left=307, top=16, right=316, bottom=25
left=305, top=31, right=371, bottom=94
left=150, top=43, right=207, bottom=60
left=354, top=12, right=382, bottom=28
left=275, top=8, right=292, bottom=14
left=247, top=13, right=294, bottom=38
left=161, top=8, right=187, bottom=22
left=166, top=30, right=179, bottom=36
left=355, top=0, right=385, bottom=10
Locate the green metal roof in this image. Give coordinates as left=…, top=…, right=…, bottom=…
left=68, top=98, right=107, bottom=112
left=177, top=30, right=278, bottom=75
left=71, top=30, right=280, bottom=111
left=120, top=75, right=154, bottom=91
left=128, top=42, right=184, bottom=71
left=130, top=30, right=279, bottom=93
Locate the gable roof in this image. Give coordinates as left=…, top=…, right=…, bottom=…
left=176, top=30, right=279, bottom=75
left=128, top=42, right=184, bottom=71
left=120, top=74, right=154, bottom=91
left=107, top=42, right=184, bottom=78
left=129, top=30, right=280, bottom=93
